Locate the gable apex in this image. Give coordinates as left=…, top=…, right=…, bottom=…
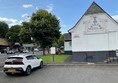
left=68, top=2, right=118, bottom=32
left=84, top=2, right=105, bottom=15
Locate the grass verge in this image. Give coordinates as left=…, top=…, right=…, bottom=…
left=39, top=54, right=70, bottom=63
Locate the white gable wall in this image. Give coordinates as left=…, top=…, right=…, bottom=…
left=64, top=41, right=72, bottom=51
left=70, top=13, right=118, bottom=52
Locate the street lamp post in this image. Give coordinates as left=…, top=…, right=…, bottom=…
left=31, top=37, right=34, bottom=54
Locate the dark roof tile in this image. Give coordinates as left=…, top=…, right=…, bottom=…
left=85, top=2, right=105, bottom=15
left=64, top=33, right=71, bottom=41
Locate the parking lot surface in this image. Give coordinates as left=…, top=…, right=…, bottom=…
left=0, top=65, right=118, bottom=83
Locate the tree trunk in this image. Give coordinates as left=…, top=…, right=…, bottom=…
left=48, top=47, right=50, bottom=54
left=43, top=48, right=45, bottom=55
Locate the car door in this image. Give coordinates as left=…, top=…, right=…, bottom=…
left=32, top=55, right=40, bottom=67
left=26, top=55, right=35, bottom=68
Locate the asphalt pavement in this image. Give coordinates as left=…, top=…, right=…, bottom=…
left=0, top=66, right=118, bottom=83
left=0, top=54, right=11, bottom=62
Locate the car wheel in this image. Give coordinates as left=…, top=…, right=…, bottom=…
left=5, top=72, right=12, bottom=76
left=25, top=66, right=31, bottom=76
left=39, top=61, right=43, bottom=68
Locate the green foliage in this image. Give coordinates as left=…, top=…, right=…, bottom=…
left=6, top=25, right=22, bottom=43
left=53, top=34, right=64, bottom=48
left=19, top=28, right=32, bottom=44
left=30, top=9, right=60, bottom=48
left=58, top=34, right=64, bottom=48
left=19, top=22, right=32, bottom=44
left=22, top=21, right=30, bottom=29
left=0, top=21, right=9, bottom=38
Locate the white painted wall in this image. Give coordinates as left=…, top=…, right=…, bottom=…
left=69, top=13, right=118, bottom=52
left=64, top=41, right=72, bottom=51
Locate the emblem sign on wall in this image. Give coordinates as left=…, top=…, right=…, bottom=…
left=84, top=15, right=107, bottom=34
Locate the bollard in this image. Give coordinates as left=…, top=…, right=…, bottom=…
left=52, top=55, right=54, bottom=62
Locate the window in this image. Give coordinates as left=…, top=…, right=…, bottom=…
left=32, top=55, right=39, bottom=59
left=8, top=57, right=23, bottom=59
left=26, top=56, right=33, bottom=60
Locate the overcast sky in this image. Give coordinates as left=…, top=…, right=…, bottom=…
left=0, top=0, right=118, bottom=33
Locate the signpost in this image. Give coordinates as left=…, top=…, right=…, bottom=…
left=50, top=47, right=56, bottom=62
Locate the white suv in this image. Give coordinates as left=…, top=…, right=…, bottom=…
left=4, top=54, right=43, bottom=76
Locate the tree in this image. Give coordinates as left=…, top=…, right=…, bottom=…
left=58, top=34, right=64, bottom=48
left=53, top=34, right=64, bottom=48
left=30, top=9, right=60, bottom=55
left=19, top=27, right=32, bottom=44
left=22, top=21, right=30, bottom=29
left=19, top=22, right=32, bottom=44
left=6, top=25, right=23, bottom=43
left=0, top=21, right=9, bottom=38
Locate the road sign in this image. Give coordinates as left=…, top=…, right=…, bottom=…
left=50, top=47, right=56, bottom=54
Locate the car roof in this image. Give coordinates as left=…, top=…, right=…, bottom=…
left=8, top=53, right=35, bottom=58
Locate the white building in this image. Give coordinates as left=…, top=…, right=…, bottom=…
left=64, top=2, right=118, bottom=62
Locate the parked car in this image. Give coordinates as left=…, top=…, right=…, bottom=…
left=0, top=49, right=7, bottom=53
left=23, top=50, right=29, bottom=53
left=7, top=50, right=15, bottom=54
left=4, top=54, right=43, bottom=76
left=34, top=48, right=39, bottom=52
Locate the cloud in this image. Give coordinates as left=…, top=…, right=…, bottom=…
left=22, top=13, right=28, bottom=18
left=46, top=4, right=53, bottom=13
left=57, top=16, right=61, bottom=20
left=57, top=16, right=67, bottom=28
left=61, top=24, right=67, bottom=28
left=22, top=4, right=33, bottom=8
left=19, top=20, right=24, bottom=24
left=21, top=13, right=31, bottom=22
left=0, top=17, right=28, bottom=27
left=0, top=17, right=18, bottom=27
left=36, top=6, right=39, bottom=10
left=112, top=15, right=118, bottom=20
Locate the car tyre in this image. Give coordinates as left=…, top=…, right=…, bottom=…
left=39, top=61, right=43, bottom=68
left=5, top=72, right=12, bottom=76
left=25, top=66, right=31, bottom=76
